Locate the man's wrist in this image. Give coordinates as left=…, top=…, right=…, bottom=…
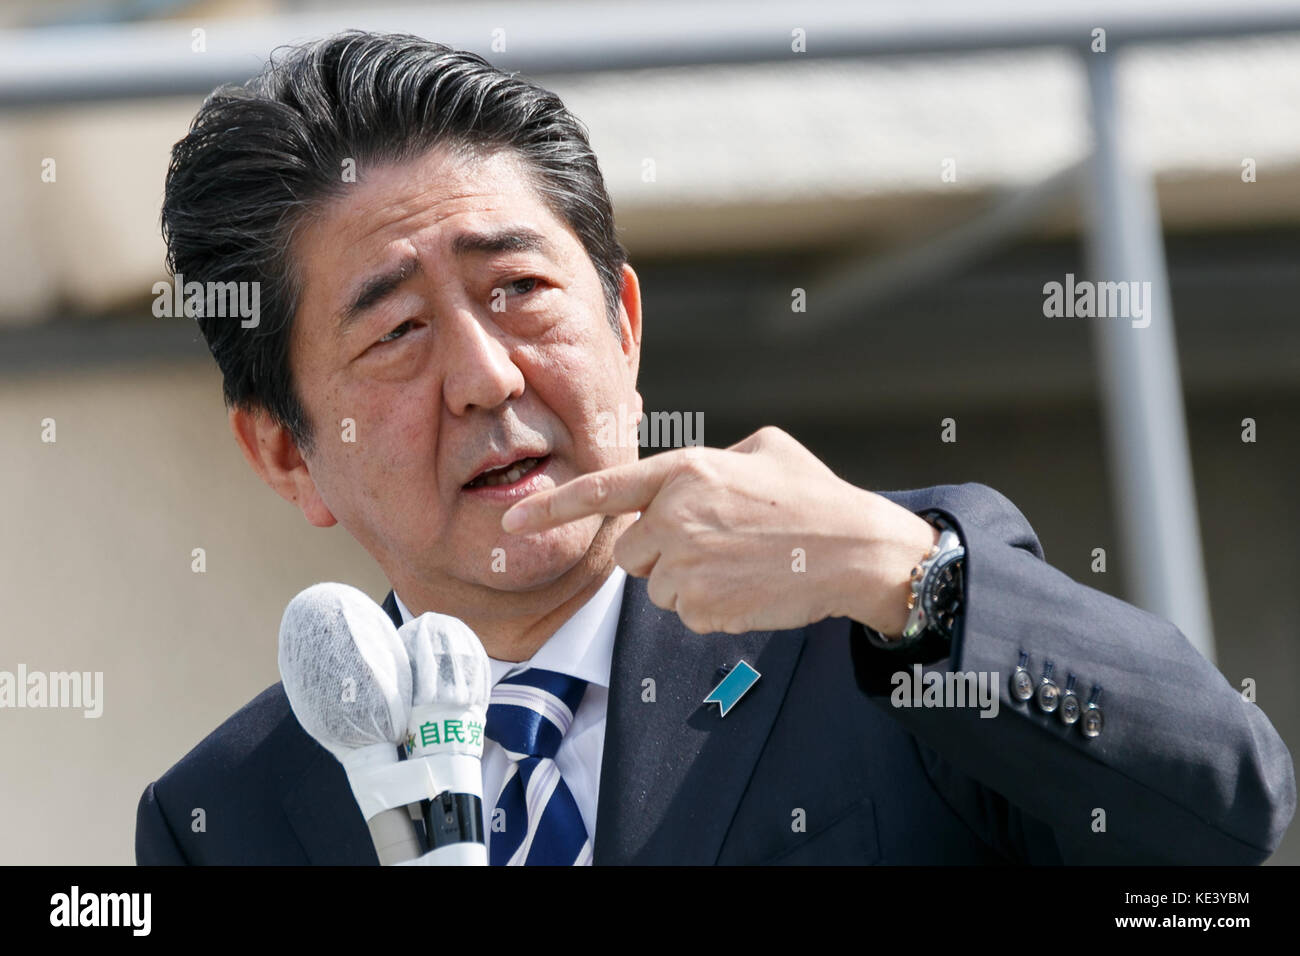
left=868, top=512, right=966, bottom=650
left=870, top=524, right=939, bottom=640
left=834, top=486, right=941, bottom=637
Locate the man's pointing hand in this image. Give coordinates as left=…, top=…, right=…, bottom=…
left=502, top=426, right=939, bottom=637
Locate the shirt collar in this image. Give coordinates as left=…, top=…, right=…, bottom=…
left=392, top=566, right=627, bottom=689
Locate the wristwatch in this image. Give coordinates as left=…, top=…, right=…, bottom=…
left=863, top=511, right=965, bottom=650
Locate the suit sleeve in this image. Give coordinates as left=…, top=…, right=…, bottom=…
left=135, top=781, right=190, bottom=865
left=853, top=482, right=1296, bottom=864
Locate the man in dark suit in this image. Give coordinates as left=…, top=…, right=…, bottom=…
left=136, top=31, right=1294, bottom=865
left=136, top=481, right=1295, bottom=865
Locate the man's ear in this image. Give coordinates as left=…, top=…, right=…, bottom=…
left=228, top=404, right=337, bottom=528
left=614, top=263, right=646, bottom=443
left=617, top=262, right=642, bottom=379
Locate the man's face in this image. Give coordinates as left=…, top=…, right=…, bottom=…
left=283, top=144, right=642, bottom=606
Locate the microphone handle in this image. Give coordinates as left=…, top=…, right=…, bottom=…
left=422, top=791, right=484, bottom=850
left=368, top=806, right=426, bottom=865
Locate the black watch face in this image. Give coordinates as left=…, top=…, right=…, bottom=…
left=922, top=554, right=964, bottom=626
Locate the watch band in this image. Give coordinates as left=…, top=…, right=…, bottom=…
left=863, top=511, right=965, bottom=651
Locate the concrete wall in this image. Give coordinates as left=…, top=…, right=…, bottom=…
left=0, top=359, right=390, bottom=865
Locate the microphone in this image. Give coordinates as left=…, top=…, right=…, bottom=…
left=398, top=611, right=491, bottom=865
left=277, top=582, right=426, bottom=865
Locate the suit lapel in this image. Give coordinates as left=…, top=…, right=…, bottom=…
left=593, top=575, right=806, bottom=864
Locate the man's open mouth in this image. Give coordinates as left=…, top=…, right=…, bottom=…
left=463, top=455, right=548, bottom=489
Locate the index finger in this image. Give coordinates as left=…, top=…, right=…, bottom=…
left=501, top=453, right=679, bottom=533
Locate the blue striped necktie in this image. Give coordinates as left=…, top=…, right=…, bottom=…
left=486, top=667, right=591, bottom=866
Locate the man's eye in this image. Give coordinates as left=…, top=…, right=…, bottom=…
left=377, top=319, right=414, bottom=344
left=509, top=277, right=539, bottom=295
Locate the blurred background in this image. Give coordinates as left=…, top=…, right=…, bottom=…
left=1, top=0, right=1297, bottom=865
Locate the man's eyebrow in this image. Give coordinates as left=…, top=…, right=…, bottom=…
left=336, top=228, right=554, bottom=333
left=450, top=226, right=555, bottom=259
left=338, top=254, right=422, bottom=331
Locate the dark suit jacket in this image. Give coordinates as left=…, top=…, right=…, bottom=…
left=135, top=482, right=1295, bottom=864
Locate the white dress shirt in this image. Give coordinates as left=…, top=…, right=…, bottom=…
left=393, top=566, right=626, bottom=858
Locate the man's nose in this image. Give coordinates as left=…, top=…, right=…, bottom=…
left=440, top=308, right=526, bottom=416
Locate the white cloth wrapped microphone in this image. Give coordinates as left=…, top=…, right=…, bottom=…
left=277, top=582, right=428, bottom=865
left=398, top=611, right=492, bottom=866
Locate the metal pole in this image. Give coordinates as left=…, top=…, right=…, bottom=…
left=1081, top=47, right=1217, bottom=662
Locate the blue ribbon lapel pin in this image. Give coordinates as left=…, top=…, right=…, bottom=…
left=704, top=660, right=761, bottom=717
